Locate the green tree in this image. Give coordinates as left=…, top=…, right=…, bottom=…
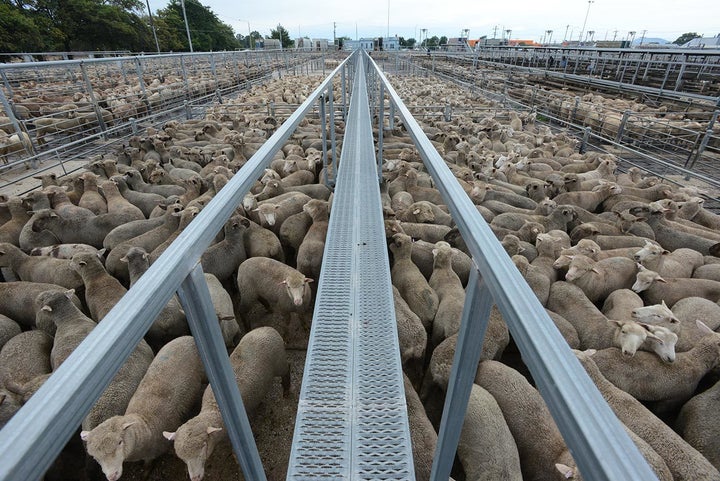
left=156, top=0, right=238, bottom=51
left=270, top=24, right=294, bottom=48
left=405, top=38, right=416, bottom=49
left=439, top=35, right=448, bottom=46
left=673, top=32, right=702, bottom=45
left=0, top=1, right=46, bottom=52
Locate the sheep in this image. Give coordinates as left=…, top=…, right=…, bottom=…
left=70, top=252, right=127, bottom=322
left=103, top=201, right=181, bottom=251
left=474, top=360, right=577, bottom=481
left=590, top=320, right=720, bottom=404
left=693, top=263, right=720, bottom=282
left=204, top=273, right=241, bottom=347
left=643, top=205, right=720, bottom=256
left=98, top=179, right=145, bottom=221
left=105, top=203, right=185, bottom=284
left=601, top=288, right=644, bottom=321
left=632, top=241, right=703, bottom=278
left=111, top=175, right=166, bottom=218
left=79, top=172, right=108, bottom=215
left=122, top=168, right=186, bottom=197
left=296, top=199, right=329, bottom=284
left=0, top=314, right=21, bottom=353
left=236, top=256, right=313, bottom=326
left=30, top=242, right=101, bottom=259
left=278, top=210, right=312, bottom=265
left=632, top=264, right=720, bottom=306
left=200, top=215, right=249, bottom=283
left=677, top=196, right=720, bottom=230
left=563, top=254, right=638, bottom=305
left=512, top=255, right=551, bottom=306
left=552, top=182, right=623, bottom=212
left=0, top=197, right=30, bottom=246
left=389, top=233, right=439, bottom=331
left=393, top=221, right=452, bottom=244
left=408, top=238, right=472, bottom=285
left=669, top=297, right=720, bottom=352
left=0, top=281, right=82, bottom=330
left=490, top=204, right=576, bottom=233
left=403, top=374, right=440, bottom=481
left=81, top=336, right=207, bottom=481
left=148, top=206, right=201, bottom=264
left=675, top=378, right=720, bottom=471
left=0, top=242, right=83, bottom=290
left=164, top=327, right=289, bottom=481
left=575, top=350, right=718, bottom=481
left=0, top=330, right=53, bottom=401
left=429, top=241, right=466, bottom=346
left=30, top=208, right=140, bottom=250
left=392, top=286, right=427, bottom=385
left=547, top=281, right=661, bottom=355
left=122, top=247, right=189, bottom=348
left=19, top=192, right=61, bottom=252
left=252, top=191, right=311, bottom=234
left=397, top=201, right=454, bottom=227
left=243, top=220, right=286, bottom=263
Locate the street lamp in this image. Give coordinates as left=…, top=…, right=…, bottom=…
left=180, top=0, right=193, bottom=52
left=505, top=29, right=512, bottom=44
left=628, top=30, right=636, bottom=44
left=564, top=24, right=570, bottom=42
left=546, top=29, right=554, bottom=45
left=587, top=30, right=595, bottom=43
left=238, top=19, right=252, bottom=49
left=579, top=0, right=595, bottom=46
left=145, top=0, right=160, bottom=53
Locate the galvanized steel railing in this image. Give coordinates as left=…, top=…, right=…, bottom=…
left=0, top=52, right=354, bottom=481
left=365, top=53, right=659, bottom=481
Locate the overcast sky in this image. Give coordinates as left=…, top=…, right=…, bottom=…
left=148, top=0, right=719, bottom=44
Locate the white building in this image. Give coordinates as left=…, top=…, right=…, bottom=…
left=295, top=37, right=331, bottom=51
left=344, top=36, right=400, bottom=51
left=682, top=34, right=720, bottom=49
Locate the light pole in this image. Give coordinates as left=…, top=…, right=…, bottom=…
left=564, top=24, right=570, bottom=42
left=239, top=19, right=252, bottom=49
left=505, top=29, right=512, bottom=45
left=180, top=0, right=193, bottom=52
left=579, top=0, right=594, bottom=46
left=145, top=0, right=161, bottom=52
left=421, top=28, right=427, bottom=48
left=546, top=29, right=553, bottom=45
left=628, top=30, right=636, bottom=45
left=587, top=30, right=595, bottom=43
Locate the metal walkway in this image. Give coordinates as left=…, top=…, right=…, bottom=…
left=287, top=54, right=414, bottom=480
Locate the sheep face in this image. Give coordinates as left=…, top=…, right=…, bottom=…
left=281, top=275, right=312, bottom=306
left=644, top=325, right=678, bottom=363
left=81, top=418, right=136, bottom=481
left=631, top=267, right=666, bottom=293
left=632, top=242, right=666, bottom=263
left=610, top=320, right=649, bottom=358
left=255, top=204, right=280, bottom=226
left=166, top=421, right=223, bottom=481
left=631, top=301, right=679, bottom=327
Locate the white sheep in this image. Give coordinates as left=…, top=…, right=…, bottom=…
left=81, top=336, right=207, bottom=481
left=632, top=264, right=720, bottom=306
left=429, top=241, right=465, bottom=346
left=164, top=327, right=289, bottom=481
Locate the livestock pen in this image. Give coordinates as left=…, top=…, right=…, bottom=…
left=1, top=46, right=720, bottom=481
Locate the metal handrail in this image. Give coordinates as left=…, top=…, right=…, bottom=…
left=0, top=52, right=353, bottom=481
left=366, top=53, right=659, bottom=481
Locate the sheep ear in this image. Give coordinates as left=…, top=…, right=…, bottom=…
left=656, top=275, right=668, bottom=283
left=121, top=422, right=136, bottom=430
left=64, top=289, right=75, bottom=299
left=120, top=255, right=128, bottom=263
left=304, top=278, right=314, bottom=284
left=206, top=426, right=223, bottom=435
left=696, top=320, right=714, bottom=334
left=584, top=349, right=597, bottom=356
left=41, top=305, right=52, bottom=312
left=162, top=431, right=176, bottom=441
left=591, top=267, right=601, bottom=274
left=278, top=280, right=288, bottom=286
left=661, top=300, right=668, bottom=309
left=555, top=463, right=575, bottom=479
left=608, top=319, right=623, bottom=327
left=80, top=431, right=91, bottom=441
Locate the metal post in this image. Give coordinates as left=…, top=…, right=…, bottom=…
left=129, top=117, right=139, bottom=135
left=216, top=89, right=223, bottom=104
left=389, top=102, right=395, bottom=130
left=616, top=110, right=631, bottom=142
left=1, top=70, right=13, bottom=97
left=134, top=57, right=153, bottom=116
left=177, top=265, right=267, bottom=481
left=0, top=88, right=36, bottom=164
left=327, top=86, right=336, bottom=185
left=444, top=104, right=451, bottom=122
left=580, top=127, right=591, bottom=154
left=674, top=56, right=687, bottom=91
left=686, top=128, right=715, bottom=171
left=184, top=100, right=192, bottom=120
left=79, top=62, right=108, bottom=138
left=180, top=55, right=191, bottom=100
left=378, top=83, right=385, bottom=180
left=571, top=96, right=581, bottom=122
left=319, top=94, right=329, bottom=185
left=180, top=0, right=194, bottom=52
left=430, top=265, right=492, bottom=481
left=341, top=62, right=348, bottom=120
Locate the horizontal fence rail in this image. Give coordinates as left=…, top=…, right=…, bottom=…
left=366, top=52, right=659, bottom=481
left=0, top=53, right=353, bottom=481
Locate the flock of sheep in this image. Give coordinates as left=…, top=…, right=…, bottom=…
left=1, top=57, right=720, bottom=481
left=0, top=52, right=304, bottom=165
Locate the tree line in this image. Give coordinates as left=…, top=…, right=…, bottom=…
left=0, top=0, right=295, bottom=54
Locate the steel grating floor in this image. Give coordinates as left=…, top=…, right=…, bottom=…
left=286, top=55, right=415, bottom=480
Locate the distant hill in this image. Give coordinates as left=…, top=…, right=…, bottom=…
left=633, top=37, right=670, bottom=45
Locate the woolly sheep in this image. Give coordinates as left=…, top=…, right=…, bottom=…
left=70, top=252, right=127, bottom=322
left=164, top=327, right=289, bottom=481
left=575, top=350, right=717, bottom=481
left=236, top=257, right=312, bottom=325
left=632, top=264, right=720, bottom=306
left=296, top=199, right=329, bottom=284
left=590, top=321, right=720, bottom=404
left=633, top=241, right=703, bottom=278
left=429, top=241, right=466, bottom=346
left=200, top=215, right=249, bottom=282
left=0, top=281, right=83, bottom=330
left=389, top=233, right=439, bottom=330
left=565, top=254, right=638, bottom=304
left=676, top=378, right=720, bottom=471
left=0, top=242, right=83, bottom=291
left=30, top=243, right=100, bottom=259
left=81, top=336, right=207, bottom=481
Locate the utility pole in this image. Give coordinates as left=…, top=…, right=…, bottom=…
left=333, top=22, right=337, bottom=48
left=180, top=0, right=193, bottom=52
left=639, top=29, right=647, bottom=46
left=564, top=24, right=570, bottom=42
left=145, top=0, right=161, bottom=53
left=579, top=0, right=594, bottom=46
left=493, top=25, right=498, bottom=39
left=613, top=29, right=618, bottom=41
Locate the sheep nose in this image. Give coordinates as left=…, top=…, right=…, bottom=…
left=622, top=350, right=633, bottom=358
left=294, top=298, right=302, bottom=306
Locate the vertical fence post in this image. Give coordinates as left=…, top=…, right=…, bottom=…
left=378, top=83, right=385, bottom=181
left=341, top=62, right=348, bottom=120
left=686, top=128, right=715, bottom=171
left=184, top=100, right=192, bottom=120
left=430, top=265, right=492, bottom=481
left=1, top=70, right=13, bottom=98
left=580, top=127, right=592, bottom=154
left=79, top=62, right=109, bottom=139
left=327, top=85, right=336, bottom=185
left=616, top=110, right=631, bottom=143
left=133, top=57, right=153, bottom=116
left=0, top=88, right=36, bottom=166
left=319, top=93, right=329, bottom=185
left=180, top=55, right=191, bottom=101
